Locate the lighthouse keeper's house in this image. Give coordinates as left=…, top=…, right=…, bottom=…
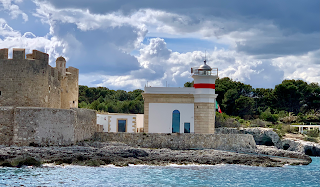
left=142, top=60, right=218, bottom=134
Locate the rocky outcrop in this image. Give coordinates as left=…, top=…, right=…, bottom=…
left=216, top=127, right=282, bottom=148
left=254, top=145, right=311, bottom=161
left=0, top=142, right=311, bottom=167
left=282, top=139, right=320, bottom=156
left=244, top=128, right=282, bottom=148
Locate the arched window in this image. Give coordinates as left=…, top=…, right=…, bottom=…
left=172, top=110, right=180, bottom=133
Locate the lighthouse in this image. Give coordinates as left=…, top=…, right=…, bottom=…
left=192, top=60, right=218, bottom=134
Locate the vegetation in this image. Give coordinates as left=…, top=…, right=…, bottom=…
left=185, top=78, right=320, bottom=124
left=78, top=86, right=144, bottom=114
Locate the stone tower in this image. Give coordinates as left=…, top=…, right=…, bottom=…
left=192, top=60, right=218, bottom=134
left=0, top=48, right=79, bottom=109
left=56, top=56, right=66, bottom=77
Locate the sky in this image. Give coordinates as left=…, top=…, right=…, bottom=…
left=0, top=0, right=319, bottom=91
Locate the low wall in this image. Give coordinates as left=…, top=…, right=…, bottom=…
left=72, top=108, right=97, bottom=142
left=0, top=107, right=98, bottom=146
left=93, top=132, right=256, bottom=150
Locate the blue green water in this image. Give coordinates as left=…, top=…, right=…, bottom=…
left=1, top=157, right=319, bottom=187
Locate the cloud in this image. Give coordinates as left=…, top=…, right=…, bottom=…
left=0, top=0, right=28, bottom=21
left=88, top=38, right=287, bottom=90
left=33, top=1, right=319, bottom=59
left=271, top=49, right=320, bottom=84
left=0, top=18, right=65, bottom=63
left=0, top=0, right=319, bottom=91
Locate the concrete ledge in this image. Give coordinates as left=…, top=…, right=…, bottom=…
left=93, top=132, right=257, bottom=150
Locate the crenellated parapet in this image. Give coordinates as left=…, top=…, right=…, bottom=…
left=0, top=48, right=49, bottom=62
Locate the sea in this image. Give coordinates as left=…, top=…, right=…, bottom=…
left=1, top=157, right=319, bottom=187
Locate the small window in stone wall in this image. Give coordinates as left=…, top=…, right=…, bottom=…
left=0, top=91, right=1, bottom=96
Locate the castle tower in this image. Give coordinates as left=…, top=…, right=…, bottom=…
left=56, top=56, right=66, bottom=77
left=192, top=60, right=218, bottom=134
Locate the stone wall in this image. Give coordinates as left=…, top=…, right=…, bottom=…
left=72, top=108, right=97, bottom=142
left=13, top=107, right=76, bottom=146
left=93, top=132, right=256, bottom=150
left=0, top=107, right=98, bottom=146
left=0, top=107, right=14, bottom=145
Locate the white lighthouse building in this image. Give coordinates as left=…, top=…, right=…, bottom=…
left=142, top=60, right=218, bottom=134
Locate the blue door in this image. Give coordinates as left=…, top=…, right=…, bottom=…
left=118, top=120, right=126, bottom=132
left=172, top=110, right=180, bottom=133
left=184, top=123, right=190, bottom=133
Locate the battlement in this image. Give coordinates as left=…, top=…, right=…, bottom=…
left=0, top=48, right=49, bottom=63
left=0, top=48, right=8, bottom=59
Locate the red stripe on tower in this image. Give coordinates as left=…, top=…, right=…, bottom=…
left=193, top=83, right=215, bottom=89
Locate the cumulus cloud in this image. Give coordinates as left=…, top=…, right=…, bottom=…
left=0, top=0, right=28, bottom=21
left=0, top=0, right=318, bottom=91
left=0, top=18, right=65, bottom=63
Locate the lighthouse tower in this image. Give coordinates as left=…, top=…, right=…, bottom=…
left=192, top=60, right=218, bottom=134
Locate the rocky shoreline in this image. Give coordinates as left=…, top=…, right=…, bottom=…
left=0, top=142, right=312, bottom=168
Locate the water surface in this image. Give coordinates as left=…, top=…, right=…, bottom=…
left=1, top=157, right=319, bottom=186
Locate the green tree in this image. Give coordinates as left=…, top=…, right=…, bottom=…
left=184, top=81, right=194, bottom=87
left=222, top=89, right=239, bottom=115
left=235, top=96, right=254, bottom=118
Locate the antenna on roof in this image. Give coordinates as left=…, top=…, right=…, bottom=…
left=204, top=50, right=207, bottom=65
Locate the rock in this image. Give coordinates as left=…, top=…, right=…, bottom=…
left=216, top=127, right=282, bottom=148
left=16, top=157, right=42, bottom=167
left=0, top=144, right=312, bottom=167
left=244, top=128, right=282, bottom=148
left=282, top=139, right=320, bottom=156
left=0, top=157, right=42, bottom=167
left=255, top=145, right=311, bottom=161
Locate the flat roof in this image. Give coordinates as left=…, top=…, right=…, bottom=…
left=144, top=87, right=195, bottom=94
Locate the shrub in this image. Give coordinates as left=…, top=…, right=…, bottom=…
left=238, top=119, right=244, bottom=123
left=250, top=119, right=270, bottom=127
left=215, top=112, right=240, bottom=128
left=278, top=110, right=288, bottom=118
left=304, top=137, right=319, bottom=143
left=260, top=108, right=278, bottom=122
left=306, top=129, right=320, bottom=138
left=281, top=115, right=298, bottom=123
left=282, top=125, right=298, bottom=134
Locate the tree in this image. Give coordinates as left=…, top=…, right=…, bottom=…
left=184, top=81, right=194, bottom=87
left=222, top=89, right=239, bottom=115
left=235, top=96, right=254, bottom=118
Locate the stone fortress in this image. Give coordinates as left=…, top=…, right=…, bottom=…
left=0, top=48, right=78, bottom=109
left=0, top=48, right=99, bottom=146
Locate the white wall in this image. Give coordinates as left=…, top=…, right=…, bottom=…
left=97, top=113, right=143, bottom=133
left=136, top=114, right=144, bottom=132
left=148, top=103, right=194, bottom=133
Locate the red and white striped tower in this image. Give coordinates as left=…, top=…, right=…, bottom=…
left=192, top=60, right=218, bottom=134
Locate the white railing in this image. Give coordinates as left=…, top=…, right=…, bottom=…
left=191, top=67, right=218, bottom=76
